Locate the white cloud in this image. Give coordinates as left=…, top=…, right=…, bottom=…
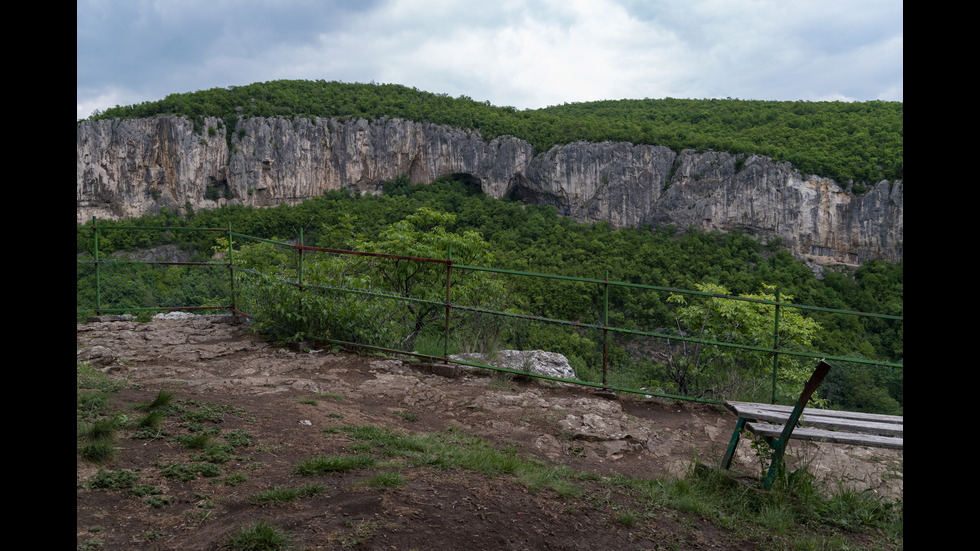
left=77, top=0, right=902, bottom=119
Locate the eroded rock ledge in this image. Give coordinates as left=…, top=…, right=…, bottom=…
left=77, top=116, right=902, bottom=264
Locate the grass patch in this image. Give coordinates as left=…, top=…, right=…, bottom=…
left=251, top=483, right=326, bottom=505
left=79, top=438, right=117, bottom=464
left=160, top=461, right=222, bottom=481
left=223, top=519, right=292, bottom=551
left=89, top=468, right=139, bottom=490
left=293, top=454, right=376, bottom=475
left=367, top=471, right=405, bottom=489
left=132, top=390, right=175, bottom=412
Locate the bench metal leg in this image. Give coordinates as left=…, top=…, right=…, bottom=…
left=721, top=417, right=747, bottom=470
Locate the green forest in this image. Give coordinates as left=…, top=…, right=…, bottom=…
left=85, top=79, right=902, bottom=187
left=77, top=175, right=903, bottom=415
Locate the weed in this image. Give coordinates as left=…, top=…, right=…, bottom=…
left=160, top=461, right=222, bottom=481
left=83, top=417, right=123, bottom=440
left=220, top=472, right=248, bottom=486
left=223, top=519, right=292, bottom=551
left=79, top=439, right=116, bottom=464
left=89, top=468, right=138, bottom=490
left=613, top=510, right=639, bottom=528
left=77, top=391, right=110, bottom=419
left=293, top=454, right=376, bottom=475
left=224, top=429, right=254, bottom=448
left=192, top=441, right=235, bottom=463
left=144, top=495, right=174, bottom=508
left=133, top=390, right=175, bottom=412
left=251, top=483, right=326, bottom=505
left=134, top=409, right=167, bottom=430
left=126, top=484, right=162, bottom=498
left=367, top=471, right=405, bottom=489
left=175, top=433, right=212, bottom=449
left=394, top=410, right=419, bottom=422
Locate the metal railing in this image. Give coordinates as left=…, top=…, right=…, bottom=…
left=77, top=221, right=903, bottom=407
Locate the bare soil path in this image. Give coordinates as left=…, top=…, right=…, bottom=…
left=76, top=315, right=902, bottom=550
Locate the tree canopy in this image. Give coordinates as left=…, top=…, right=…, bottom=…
left=85, top=80, right=902, bottom=186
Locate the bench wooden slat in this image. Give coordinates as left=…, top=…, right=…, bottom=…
left=727, top=401, right=903, bottom=425
left=727, top=402, right=903, bottom=437
left=721, top=362, right=903, bottom=489
left=745, top=421, right=904, bottom=450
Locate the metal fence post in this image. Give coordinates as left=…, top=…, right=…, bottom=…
left=770, top=288, right=781, bottom=404
left=227, top=223, right=236, bottom=313
left=92, top=217, right=101, bottom=315
left=297, top=228, right=304, bottom=289
left=603, top=270, right=609, bottom=386
left=444, top=247, right=452, bottom=362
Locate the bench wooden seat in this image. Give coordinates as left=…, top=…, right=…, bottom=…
left=726, top=401, right=904, bottom=449
left=720, top=361, right=904, bottom=488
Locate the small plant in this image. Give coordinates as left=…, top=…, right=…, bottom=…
left=251, top=483, right=326, bottom=505
left=79, top=439, right=116, bottom=464
left=133, top=390, right=175, bottom=412
left=89, top=468, right=138, bottom=490
left=223, top=429, right=254, bottom=448
left=175, top=433, right=213, bottom=449
left=144, top=495, right=174, bottom=508
left=126, top=484, right=162, bottom=498
left=160, top=461, right=222, bottom=482
left=220, top=472, right=248, bottom=486
left=613, top=510, right=639, bottom=528
left=223, top=519, right=292, bottom=551
left=394, top=410, right=419, bottom=422
left=293, top=454, right=376, bottom=475
left=367, top=471, right=405, bottom=489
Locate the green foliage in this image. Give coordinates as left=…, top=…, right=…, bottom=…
left=664, top=283, right=822, bottom=401
left=87, top=79, right=902, bottom=185
left=292, top=454, right=376, bottom=475
left=222, top=519, right=292, bottom=551
left=77, top=176, right=901, bottom=411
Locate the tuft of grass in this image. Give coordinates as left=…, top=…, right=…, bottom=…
left=394, top=410, right=419, bottom=422
left=160, top=461, right=222, bottom=481
left=223, top=519, right=292, bottom=551
left=133, top=390, right=175, bottom=412
left=367, top=471, right=405, bottom=489
left=251, top=483, right=326, bottom=505
left=293, top=454, right=376, bottom=475
left=79, top=439, right=117, bottom=464
left=89, top=468, right=138, bottom=490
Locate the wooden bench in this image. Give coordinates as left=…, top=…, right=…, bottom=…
left=720, top=361, right=903, bottom=489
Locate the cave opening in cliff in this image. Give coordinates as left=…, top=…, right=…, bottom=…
left=447, top=173, right=484, bottom=196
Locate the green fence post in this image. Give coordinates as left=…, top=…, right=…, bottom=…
left=297, top=228, right=304, bottom=289
left=92, top=217, right=101, bottom=315
left=227, top=223, right=235, bottom=313
left=770, top=288, right=781, bottom=404
left=444, top=247, right=452, bottom=362
left=603, top=270, right=609, bottom=386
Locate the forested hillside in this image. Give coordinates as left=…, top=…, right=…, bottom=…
left=78, top=176, right=903, bottom=414
left=87, top=80, right=902, bottom=188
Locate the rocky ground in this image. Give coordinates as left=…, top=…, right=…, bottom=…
left=76, top=315, right=902, bottom=550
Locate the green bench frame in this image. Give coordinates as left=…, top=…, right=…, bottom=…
left=721, top=361, right=903, bottom=489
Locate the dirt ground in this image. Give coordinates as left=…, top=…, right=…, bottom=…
left=76, top=315, right=902, bottom=551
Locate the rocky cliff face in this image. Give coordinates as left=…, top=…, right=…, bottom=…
left=77, top=116, right=902, bottom=264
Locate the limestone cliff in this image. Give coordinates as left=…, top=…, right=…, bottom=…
left=77, top=116, right=902, bottom=264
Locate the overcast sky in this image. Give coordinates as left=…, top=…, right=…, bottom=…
left=77, top=0, right=903, bottom=120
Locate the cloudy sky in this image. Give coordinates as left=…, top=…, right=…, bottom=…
left=77, top=0, right=903, bottom=120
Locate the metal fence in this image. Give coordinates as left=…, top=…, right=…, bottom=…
left=77, top=222, right=903, bottom=408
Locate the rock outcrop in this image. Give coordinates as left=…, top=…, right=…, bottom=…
left=77, top=116, right=902, bottom=264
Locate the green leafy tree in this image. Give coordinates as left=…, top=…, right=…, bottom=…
left=664, top=283, right=822, bottom=402
left=351, top=207, right=505, bottom=351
